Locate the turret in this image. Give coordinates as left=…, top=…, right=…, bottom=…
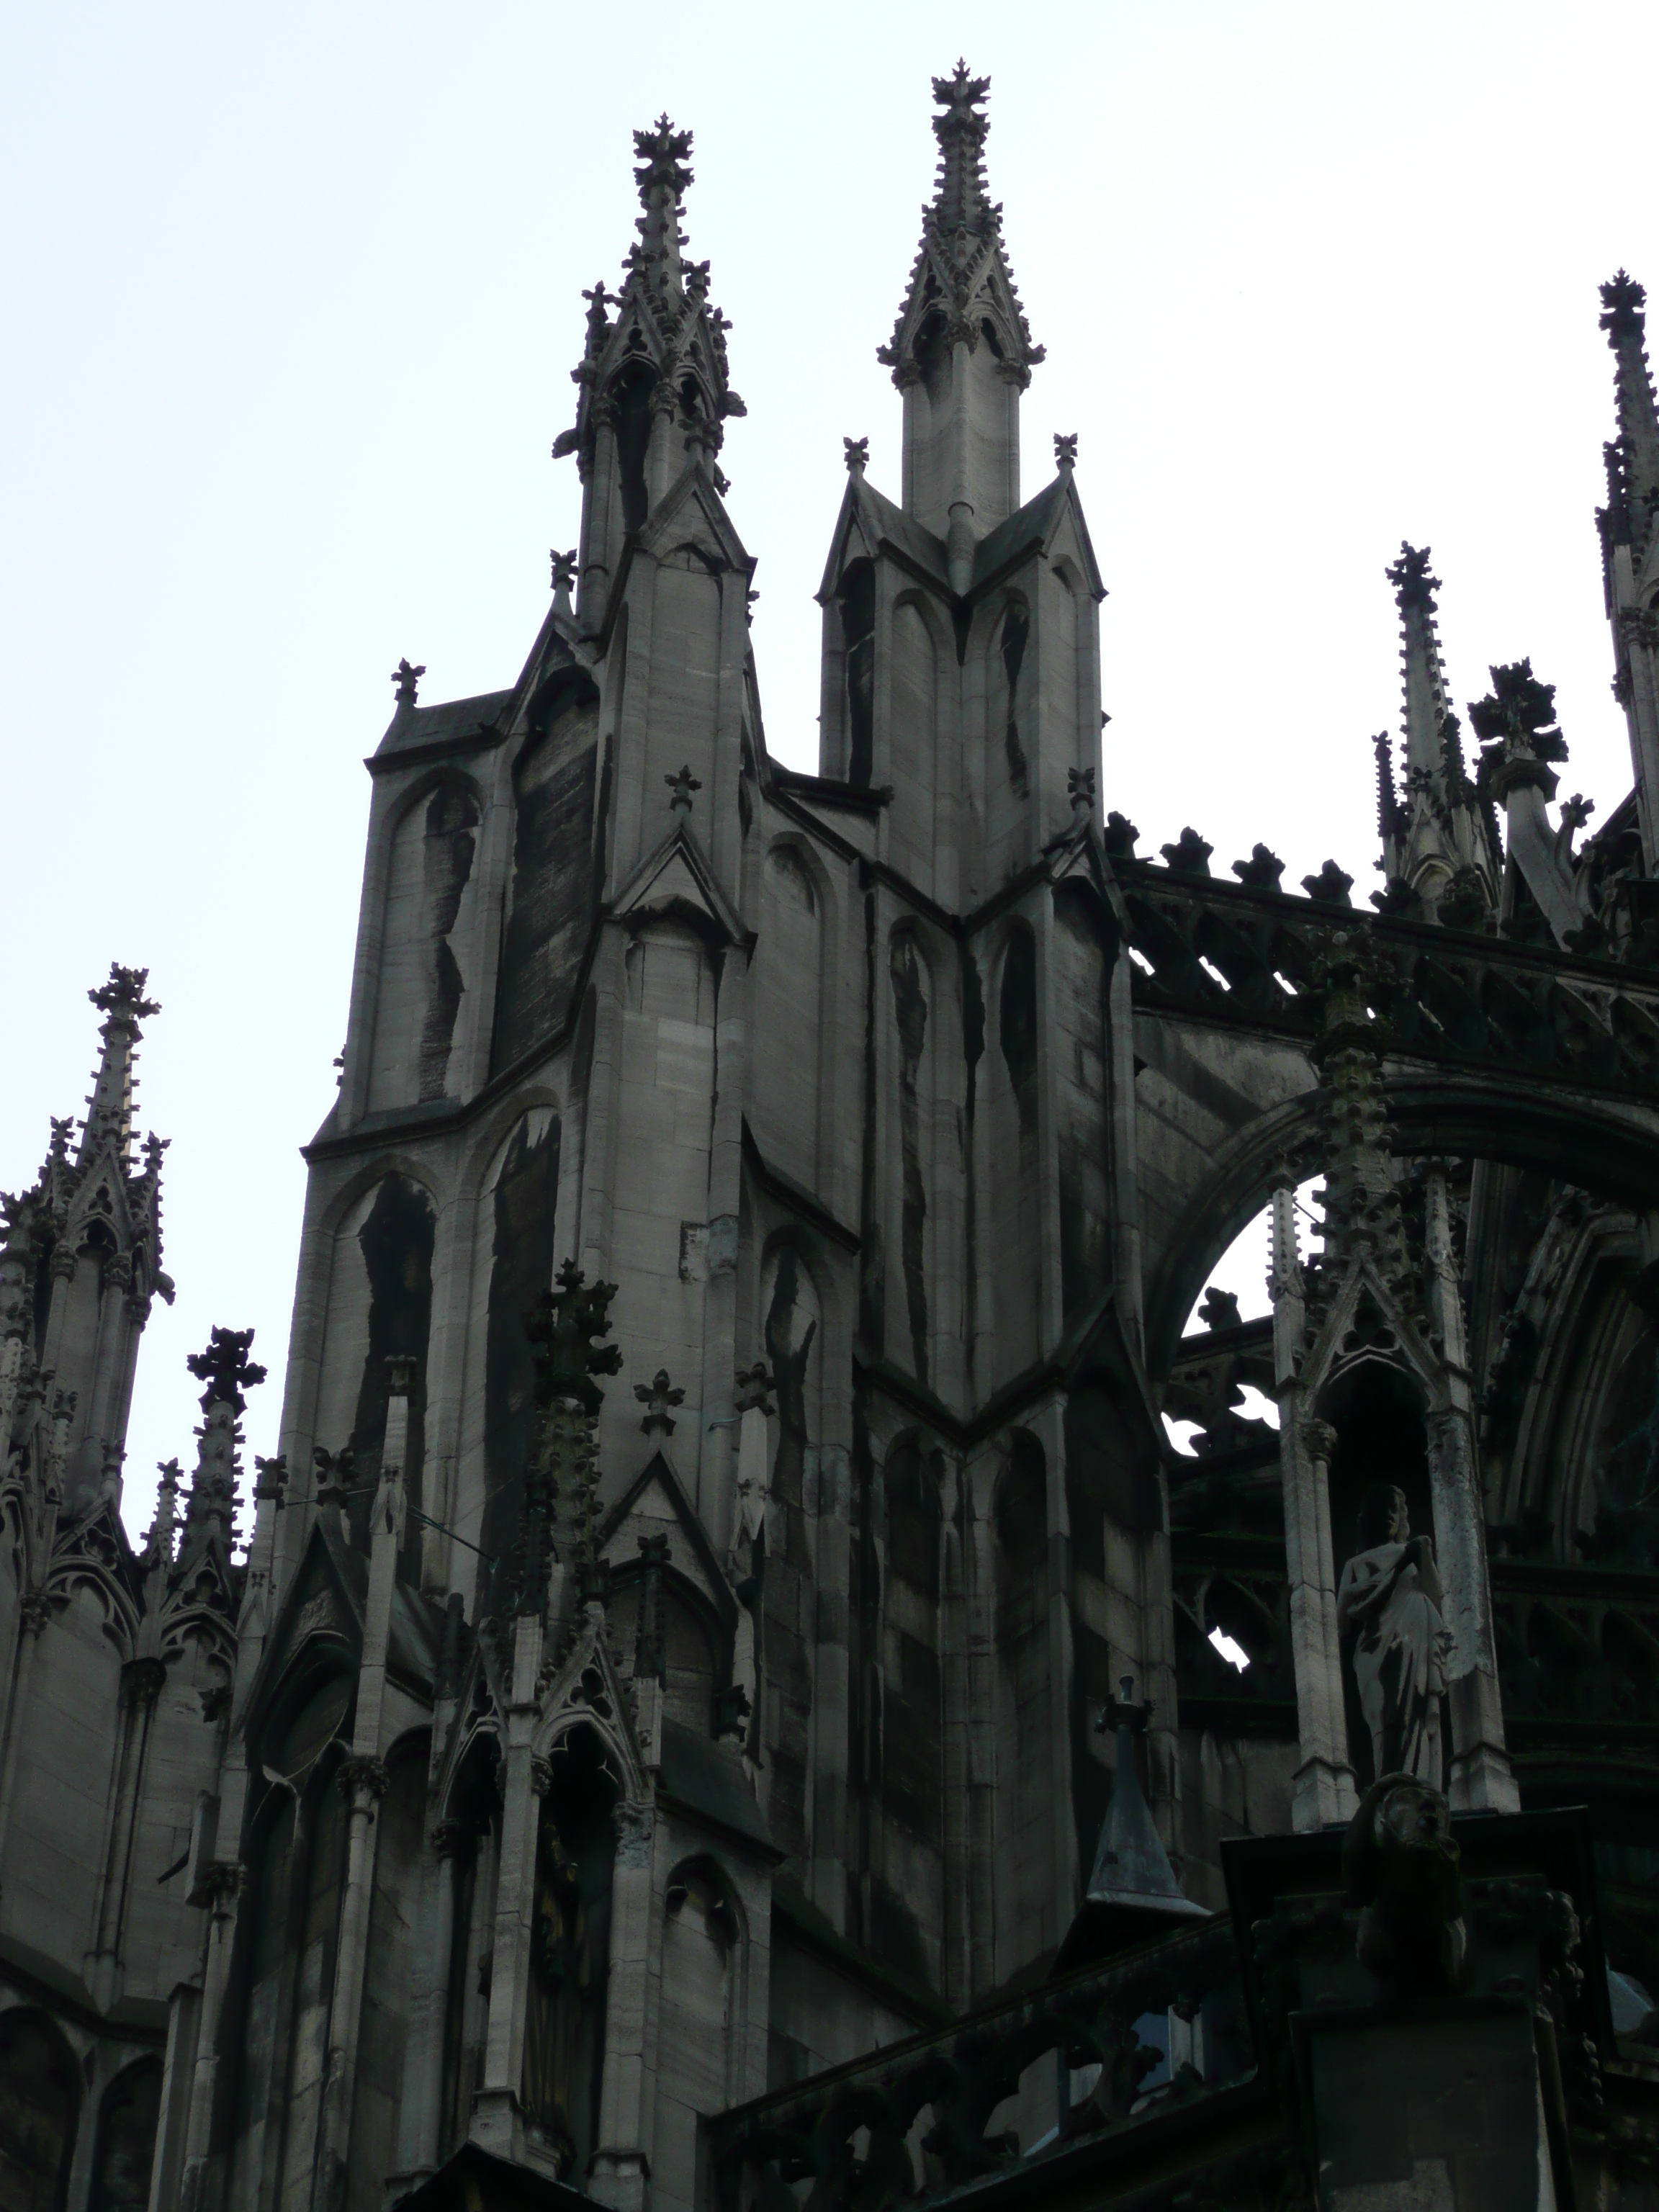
left=1375, top=546, right=1500, bottom=923
left=553, top=116, right=745, bottom=630
left=1598, top=273, right=1659, bottom=870
left=880, top=64, right=1043, bottom=590
left=10, top=968, right=173, bottom=1513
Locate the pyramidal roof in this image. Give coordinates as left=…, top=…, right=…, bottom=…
left=878, top=64, right=1043, bottom=390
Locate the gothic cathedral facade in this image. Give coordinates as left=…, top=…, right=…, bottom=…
left=5, top=66, right=1659, bottom=2212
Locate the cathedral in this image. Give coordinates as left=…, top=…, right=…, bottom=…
left=6, top=63, right=1659, bottom=2212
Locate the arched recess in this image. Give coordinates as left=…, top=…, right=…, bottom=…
left=493, top=677, right=601, bottom=1076
left=472, top=1107, right=562, bottom=1603
left=1318, top=1359, right=1435, bottom=1790
left=368, top=775, right=483, bottom=1110
left=751, top=842, right=827, bottom=1194
left=1044, top=560, right=1084, bottom=767
left=987, top=595, right=1032, bottom=805
left=837, top=559, right=875, bottom=789
left=311, top=1172, right=436, bottom=1549
left=346, top=1735, right=428, bottom=2212
left=889, top=595, right=939, bottom=875
left=521, top=1726, right=620, bottom=2182
left=606, top=1564, right=723, bottom=1735
left=888, top=925, right=935, bottom=1386
left=986, top=923, right=1041, bottom=1387
left=991, top=1429, right=1051, bottom=1972
left=87, top=2056, right=161, bottom=2212
left=225, top=1668, right=355, bottom=2206
left=1051, top=880, right=1115, bottom=1321
left=437, top=1733, right=504, bottom=2166
left=0, top=2008, right=79, bottom=2212
left=877, top=1434, right=945, bottom=1989
left=652, top=1856, right=744, bottom=2212
left=757, top=1234, right=824, bottom=1861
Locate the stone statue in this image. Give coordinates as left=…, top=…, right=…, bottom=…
left=1343, top=1771, right=1467, bottom=1993
left=1336, top=1483, right=1451, bottom=1789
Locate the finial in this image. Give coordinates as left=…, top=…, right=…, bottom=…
left=634, top=1367, right=685, bottom=1437
left=1300, top=859, right=1355, bottom=907
left=843, top=436, right=869, bottom=474
left=733, top=1362, right=775, bottom=1416
left=551, top=547, right=577, bottom=604
left=313, top=1444, right=356, bottom=1511
left=665, top=763, right=702, bottom=817
left=931, top=58, right=991, bottom=142
left=1233, top=843, right=1285, bottom=890
left=89, top=965, right=160, bottom=1028
left=186, top=1326, right=266, bottom=1417
left=145, top=1457, right=182, bottom=1561
left=1161, top=827, right=1213, bottom=877
left=1067, top=764, right=1096, bottom=819
left=1601, top=269, right=1647, bottom=345
left=1103, top=810, right=1139, bottom=861
left=251, top=1455, right=287, bottom=1506
left=1469, top=660, right=1568, bottom=798
left=1054, top=431, right=1078, bottom=470
left=392, top=658, right=425, bottom=706
left=633, top=115, right=694, bottom=208
left=524, top=1258, right=622, bottom=1416
left=1386, top=542, right=1439, bottom=613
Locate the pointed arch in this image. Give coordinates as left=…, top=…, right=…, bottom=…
left=311, top=1171, right=436, bottom=1547
left=751, top=837, right=830, bottom=1193
left=368, top=773, right=485, bottom=1111
left=87, top=2054, right=162, bottom=2212
left=985, top=919, right=1042, bottom=1385
left=494, top=675, right=601, bottom=1076
left=0, top=2008, right=80, bottom=2212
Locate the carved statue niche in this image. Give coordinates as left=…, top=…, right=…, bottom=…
left=1336, top=1483, right=1452, bottom=1791
left=521, top=1727, right=619, bottom=2180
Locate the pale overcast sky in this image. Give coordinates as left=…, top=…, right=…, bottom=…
left=4, top=1, right=1655, bottom=1538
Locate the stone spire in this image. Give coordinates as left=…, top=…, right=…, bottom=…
left=78, top=966, right=159, bottom=1168
left=553, top=117, right=745, bottom=625
left=516, top=1261, right=621, bottom=1634
left=173, top=1326, right=264, bottom=1584
left=1469, top=658, right=1589, bottom=945
left=1377, top=547, right=1499, bottom=922
left=5, top=971, right=173, bottom=1512
left=1597, top=273, right=1659, bottom=873
left=1308, top=933, right=1414, bottom=1297
left=1601, top=271, right=1659, bottom=521
left=880, top=64, right=1044, bottom=583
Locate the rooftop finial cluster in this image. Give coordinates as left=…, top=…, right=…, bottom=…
left=1386, top=541, right=1439, bottom=614
left=90, top=964, right=160, bottom=1030
left=879, top=63, right=1043, bottom=390
left=186, top=1324, right=266, bottom=1418
left=929, top=60, right=993, bottom=233
left=634, top=114, right=693, bottom=208
left=1601, top=269, right=1647, bottom=345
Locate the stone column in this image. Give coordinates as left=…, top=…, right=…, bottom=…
left=0, top=1591, right=53, bottom=1891
left=86, top=1655, right=167, bottom=2007
left=472, top=1612, right=543, bottom=2159
left=400, top=1819, right=468, bottom=2184
left=1428, top=1408, right=1519, bottom=1812
left=311, top=1753, right=388, bottom=2212
left=1283, top=1416, right=1357, bottom=1831
left=588, top=1799, right=658, bottom=2212
left=177, top=1861, right=244, bottom=2212
left=1421, top=1166, right=1519, bottom=1814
